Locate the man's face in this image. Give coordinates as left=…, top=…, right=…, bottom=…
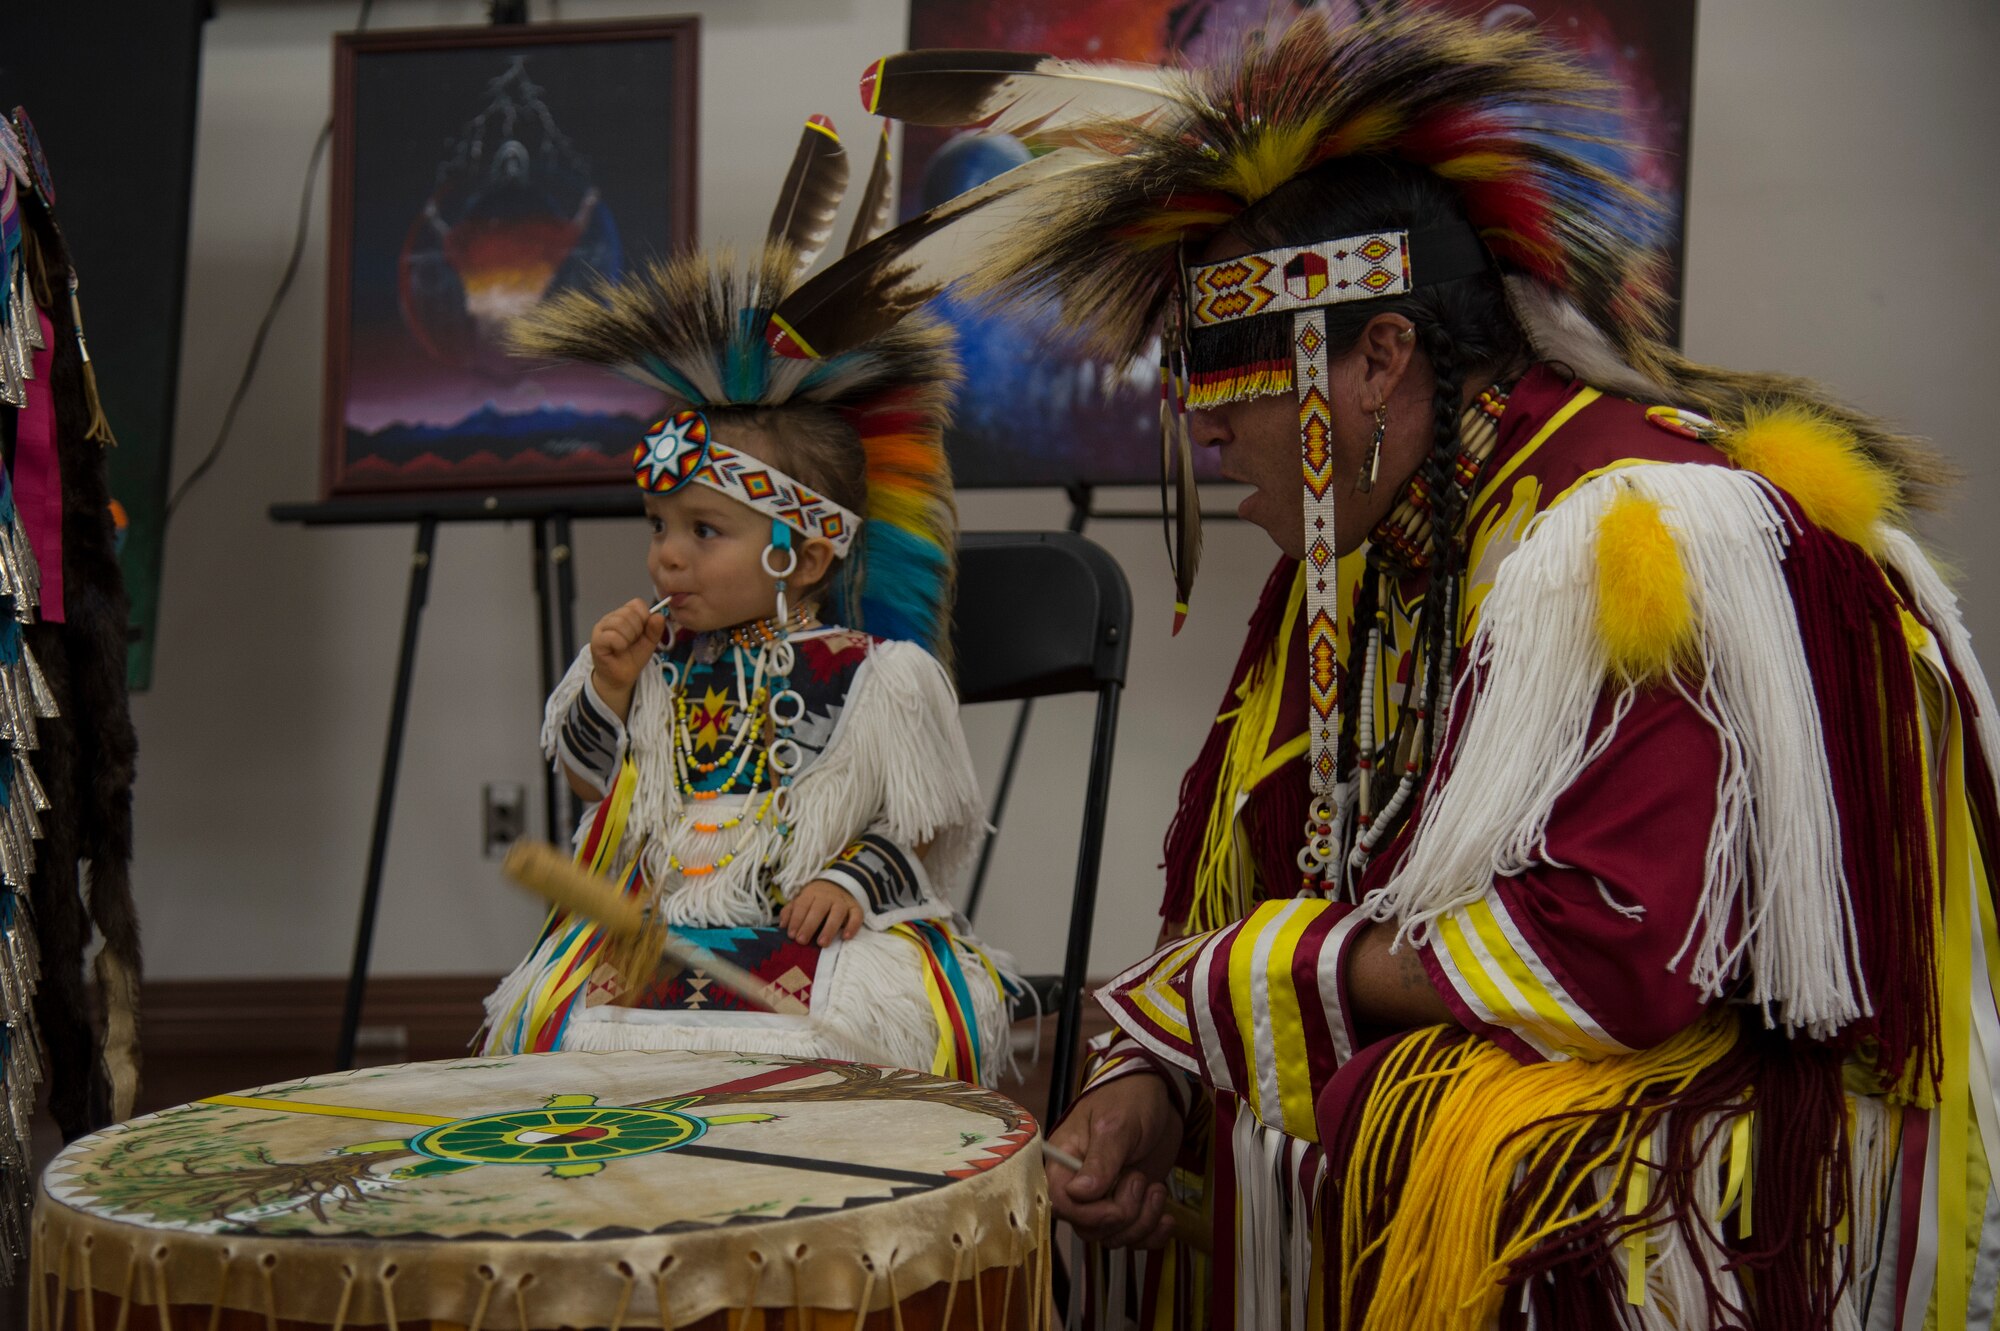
left=1187, top=390, right=1318, bottom=560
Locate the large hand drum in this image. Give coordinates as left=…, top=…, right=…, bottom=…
left=30, top=1051, right=1051, bottom=1329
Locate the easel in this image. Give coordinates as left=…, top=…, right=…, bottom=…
left=271, top=489, right=639, bottom=1069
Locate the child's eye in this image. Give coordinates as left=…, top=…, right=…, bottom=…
left=693, top=522, right=719, bottom=539
left=648, top=516, right=665, bottom=534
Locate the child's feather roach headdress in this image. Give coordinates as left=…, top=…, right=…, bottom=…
left=510, top=116, right=963, bottom=657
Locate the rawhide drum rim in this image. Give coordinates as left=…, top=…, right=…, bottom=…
left=31, top=1050, right=1050, bottom=1329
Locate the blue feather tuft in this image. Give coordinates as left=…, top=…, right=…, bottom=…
left=838, top=521, right=950, bottom=656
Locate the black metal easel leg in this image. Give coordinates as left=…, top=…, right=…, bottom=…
left=335, top=517, right=439, bottom=1071
left=550, top=512, right=582, bottom=831
left=962, top=486, right=1096, bottom=924
left=532, top=518, right=560, bottom=843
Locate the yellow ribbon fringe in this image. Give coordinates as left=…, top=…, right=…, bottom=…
left=1347, top=1016, right=1739, bottom=1331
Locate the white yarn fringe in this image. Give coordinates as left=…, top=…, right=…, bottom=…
left=1366, top=463, right=1864, bottom=1039
left=540, top=637, right=987, bottom=927
left=505, top=636, right=1009, bottom=1082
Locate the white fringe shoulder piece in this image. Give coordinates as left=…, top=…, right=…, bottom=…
left=540, top=635, right=986, bottom=927
left=1363, top=460, right=1868, bottom=1039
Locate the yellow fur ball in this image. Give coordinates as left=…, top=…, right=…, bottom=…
left=1595, top=486, right=1695, bottom=683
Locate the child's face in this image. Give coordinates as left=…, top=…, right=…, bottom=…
left=643, top=484, right=788, bottom=634
left=642, top=423, right=839, bottom=633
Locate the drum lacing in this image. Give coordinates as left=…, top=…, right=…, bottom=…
left=998, top=1212, right=1024, bottom=1331
left=852, top=1255, right=878, bottom=1331
left=377, top=1261, right=401, bottom=1331
left=205, top=1247, right=232, bottom=1331
left=651, top=1255, right=677, bottom=1330
left=937, top=1235, right=968, bottom=1331
left=77, top=1232, right=97, bottom=1331
left=329, top=1264, right=357, bottom=1331
left=732, top=1251, right=765, bottom=1331
left=969, top=1227, right=986, bottom=1331
left=256, top=1253, right=278, bottom=1331
left=148, top=1244, right=173, bottom=1331
left=609, top=1261, right=639, bottom=1331
left=511, top=1270, right=535, bottom=1330
left=883, top=1248, right=905, bottom=1331
left=1035, top=1196, right=1055, bottom=1331
left=45, top=1229, right=70, bottom=1331
left=467, top=1264, right=499, bottom=1331
left=109, top=1239, right=138, bottom=1331
left=787, top=1244, right=809, bottom=1322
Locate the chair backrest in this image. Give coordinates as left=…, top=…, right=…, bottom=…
left=951, top=532, right=1132, bottom=704
left=948, top=531, right=1134, bottom=1124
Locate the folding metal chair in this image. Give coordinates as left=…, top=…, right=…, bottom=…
left=950, top=531, right=1132, bottom=1124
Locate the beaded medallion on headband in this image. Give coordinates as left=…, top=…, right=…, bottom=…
left=633, top=410, right=860, bottom=557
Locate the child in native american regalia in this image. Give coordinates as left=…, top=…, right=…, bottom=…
left=480, top=118, right=1016, bottom=1086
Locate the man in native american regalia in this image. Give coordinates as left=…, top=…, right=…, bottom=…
left=763, top=11, right=2000, bottom=1329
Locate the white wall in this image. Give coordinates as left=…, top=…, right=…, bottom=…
left=135, top=0, right=2000, bottom=982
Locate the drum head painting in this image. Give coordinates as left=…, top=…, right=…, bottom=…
left=324, top=21, right=695, bottom=495
left=35, top=1052, right=1048, bottom=1328
left=901, top=0, right=1694, bottom=488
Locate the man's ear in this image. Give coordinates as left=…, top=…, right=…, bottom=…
left=1356, top=313, right=1418, bottom=410
left=794, top=535, right=838, bottom=592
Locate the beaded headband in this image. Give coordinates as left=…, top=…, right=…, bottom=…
left=1186, top=231, right=1413, bottom=327
left=632, top=410, right=861, bottom=556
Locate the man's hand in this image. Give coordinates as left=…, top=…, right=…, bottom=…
left=1046, top=1074, right=1186, bottom=1249
left=589, top=598, right=669, bottom=719
left=779, top=880, right=863, bottom=945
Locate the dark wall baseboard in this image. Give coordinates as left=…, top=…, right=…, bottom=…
left=137, top=974, right=499, bottom=1115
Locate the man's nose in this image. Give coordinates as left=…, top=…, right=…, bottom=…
left=1185, top=406, right=1230, bottom=449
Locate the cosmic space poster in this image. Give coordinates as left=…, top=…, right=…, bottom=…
left=902, top=0, right=1695, bottom=489
left=324, top=21, right=695, bottom=495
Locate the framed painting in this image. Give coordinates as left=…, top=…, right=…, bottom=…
left=323, top=18, right=694, bottom=496
left=902, top=0, right=1695, bottom=489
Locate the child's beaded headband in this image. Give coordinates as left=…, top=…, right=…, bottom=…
left=633, top=409, right=861, bottom=557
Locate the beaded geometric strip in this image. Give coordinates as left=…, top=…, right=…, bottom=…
left=1366, top=386, right=1509, bottom=573
left=1186, top=232, right=1413, bottom=327
left=1294, top=308, right=1341, bottom=809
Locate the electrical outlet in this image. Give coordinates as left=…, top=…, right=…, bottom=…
left=482, top=782, right=527, bottom=857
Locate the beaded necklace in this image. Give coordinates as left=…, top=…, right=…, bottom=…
left=660, top=609, right=812, bottom=879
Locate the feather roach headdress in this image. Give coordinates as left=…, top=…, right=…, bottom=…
left=771, top=11, right=1872, bottom=884
left=510, top=117, right=963, bottom=657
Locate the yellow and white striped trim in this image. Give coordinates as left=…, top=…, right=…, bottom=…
left=1429, top=891, right=1633, bottom=1061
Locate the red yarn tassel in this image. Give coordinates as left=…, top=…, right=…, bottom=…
left=1778, top=498, right=1939, bottom=1091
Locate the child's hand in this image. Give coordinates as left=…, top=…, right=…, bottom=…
left=779, top=880, right=863, bottom=946
left=589, top=598, right=668, bottom=716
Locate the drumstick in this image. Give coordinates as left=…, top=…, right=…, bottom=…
left=502, top=840, right=810, bottom=1017
left=1041, top=1142, right=1209, bottom=1251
